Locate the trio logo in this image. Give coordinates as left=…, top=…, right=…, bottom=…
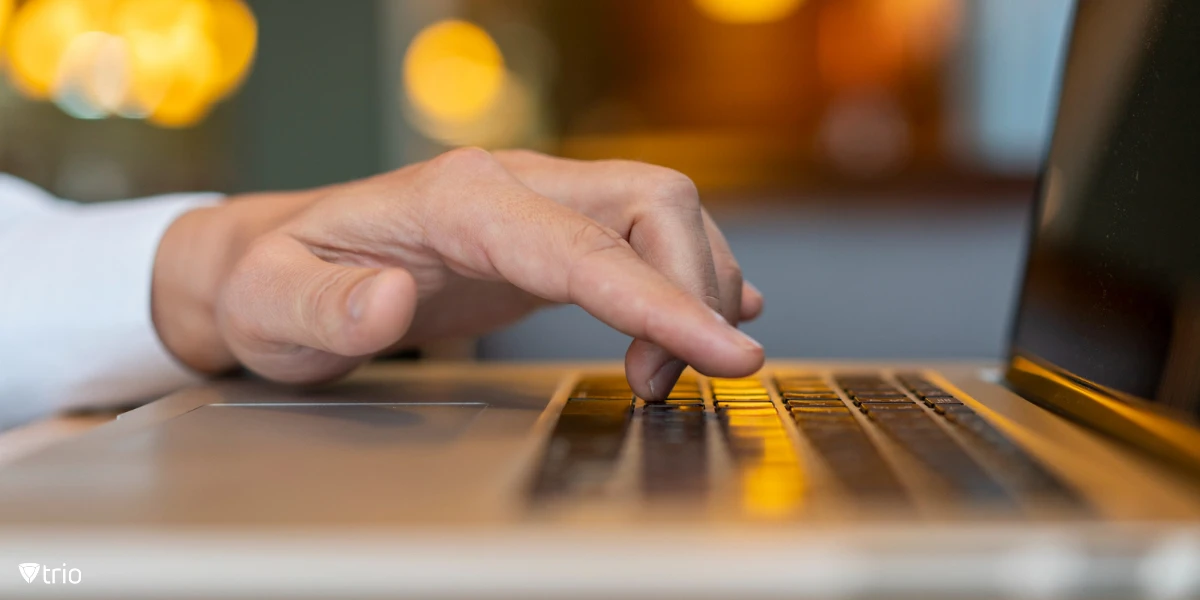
left=18, top=563, right=39, bottom=583
left=17, top=562, right=82, bottom=585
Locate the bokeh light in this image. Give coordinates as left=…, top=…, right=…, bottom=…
left=1, top=0, right=256, bottom=128
left=692, top=0, right=805, bottom=24
left=404, top=19, right=505, bottom=125
left=0, top=0, right=12, bottom=44
left=403, top=19, right=537, bottom=147
left=819, top=92, right=911, bottom=179
left=4, top=0, right=97, bottom=99
left=52, top=30, right=130, bottom=119
left=879, top=0, right=963, bottom=64
left=817, top=0, right=961, bottom=92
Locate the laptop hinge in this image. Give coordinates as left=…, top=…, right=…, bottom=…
left=1007, top=354, right=1200, bottom=478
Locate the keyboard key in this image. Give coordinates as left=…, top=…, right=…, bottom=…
left=923, top=396, right=963, bottom=405
left=716, top=401, right=775, bottom=410
left=642, top=405, right=708, bottom=496
left=644, top=398, right=704, bottom=406
left=790, top=405, right=852, bottom=415
left=713, top=394, right=772, bottom=402
left=852, top=396, right=914, bottom=404
left=939, top=405, right=977, bottom=419
left=845, top=389, right=901, bottom=397
left=785, top=399, right=846, bottom=408
left=930, top=408, right=1084, bottom=505
left=710, top=379, right=768, bottom=388
left=912, top=388, right=950, bottom=397
left=777, top=385, right=831, bottom=394
left=850, top=390, right=909, bottom=398
left=711, top=378, right=765, bottom=388
left=859, top=406, right=923, bottom=417
left=644, top=404, right=704, bottom=413
left=792, top=414, right=908, bottom=501
left=718, top=407, right=778, bottom=417
left=866, top=407, right=1013, bottom=505
left=531, top=398, right=633, bottom=499
left=792, top=417, right=855, bottom=427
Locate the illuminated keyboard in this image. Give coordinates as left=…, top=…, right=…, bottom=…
left=530, top=371, right=1083, bottom=516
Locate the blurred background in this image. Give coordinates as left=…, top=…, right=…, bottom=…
left=0, top=0, right=1075, bottom=362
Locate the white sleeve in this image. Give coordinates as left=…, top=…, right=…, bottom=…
left=0, top=174, right=223, bottom=429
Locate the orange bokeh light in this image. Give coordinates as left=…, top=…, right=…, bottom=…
left=693, top=0, right=805, bottom=24
left=817, top=0, right=962, bottom=92
left=2, top=0, right=256, bottom=127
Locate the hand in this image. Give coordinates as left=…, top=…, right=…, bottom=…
left=153, top=148, right=764, bottom=399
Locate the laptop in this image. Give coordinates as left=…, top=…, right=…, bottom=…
left=2, top=1, right=1200, bottom=597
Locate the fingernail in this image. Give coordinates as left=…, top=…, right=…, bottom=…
left=347, top=273, right=380, bottom=322
left=647, top=358, right=687, bottom=400
left=745, top=281, right=762, bottom=298
left=731, top=327, right=762, bottom=352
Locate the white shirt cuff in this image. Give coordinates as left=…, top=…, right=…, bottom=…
left=0, top=193, right=221, bottom=429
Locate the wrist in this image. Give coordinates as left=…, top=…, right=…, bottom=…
left=152, top=202, right=242, bottom=374
left=152, top=190, right=321, bottom=374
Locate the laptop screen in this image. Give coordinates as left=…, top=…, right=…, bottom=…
left=1009, top=0, right=1200, bottom=417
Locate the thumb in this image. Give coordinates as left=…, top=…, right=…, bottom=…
left=219, top=235, right=418, bottom=382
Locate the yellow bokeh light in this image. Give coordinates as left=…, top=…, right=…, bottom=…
left=404, top=19, right=505, bottom=124
left=0, top=0, right=13, bottom=44
left=693, top=0, right=805, bottom=24
left=207, top=0, right=257, bottom=98
left=111, top=0, right=224, bottom=126
left=148, top=27, right=219, bottom=127
left=4, top=0, right=102, bottom=99
left=53, top=31, right=130, bottom=119
left=2, top=0, right=256, bottom=128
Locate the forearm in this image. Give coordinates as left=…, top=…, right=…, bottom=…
left=151, top=189, right=321, bottom=375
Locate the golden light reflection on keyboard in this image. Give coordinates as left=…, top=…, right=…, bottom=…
left=741, top=462, right=806, bottom=519
left=713, top=377, right=807, bottom=517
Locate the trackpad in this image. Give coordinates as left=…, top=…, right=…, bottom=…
left=204, top=403, right=487, bottom=445
left=121, top=403, right=494, bottom=523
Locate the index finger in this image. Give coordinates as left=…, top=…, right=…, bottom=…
left=416, top=148, right=764, bottom=392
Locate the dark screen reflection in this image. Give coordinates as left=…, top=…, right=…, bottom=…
left=1012, top=0, right=1200, bottom=415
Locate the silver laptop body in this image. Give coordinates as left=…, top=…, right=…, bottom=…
left=3, top=1, right=1200, bottom=598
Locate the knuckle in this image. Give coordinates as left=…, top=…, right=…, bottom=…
left=494, top=148, right=546, bottom=163
left=641, top=168, right=700, bottom=209
left=428, top=146, right=497, bottom=175
left=416, top=146, right=502, bottom=216
left=717, top=260, right=743, bottom=286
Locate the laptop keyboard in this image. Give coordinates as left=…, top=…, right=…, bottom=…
left=779, top=375, right=908, bottom=500
left=642, top=377, right=708, bottom=495
left=531, top=371, right=1084, bottom=516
